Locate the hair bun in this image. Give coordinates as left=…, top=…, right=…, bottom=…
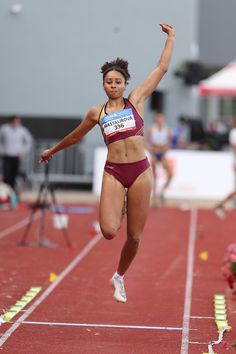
left=100, top=57, right=131, bottom=83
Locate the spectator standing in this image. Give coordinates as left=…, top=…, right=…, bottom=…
left=0, top=115, right=33, bottom=194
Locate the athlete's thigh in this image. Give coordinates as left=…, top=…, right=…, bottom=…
left=127, top=167, right=153, bottom=235
left=99, top=171, right=126, bottom=229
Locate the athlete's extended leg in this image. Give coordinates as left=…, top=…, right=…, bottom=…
left=99, top=171, right=128, bottom=302
left=215, top=189, right=236, bottom=219
left=117, top=167, right=153, bottom=276
left=217, top=190, right=236, bottom=208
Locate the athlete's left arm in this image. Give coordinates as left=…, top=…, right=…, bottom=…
left=129, top=24, right=175, bottom=110
left=40, top=106, right=99, bottom=163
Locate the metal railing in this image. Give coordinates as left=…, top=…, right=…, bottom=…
left=0, top=139, right=93, bottom=188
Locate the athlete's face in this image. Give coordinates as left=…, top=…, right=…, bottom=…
left=155, top=113, right=165, bottom=126
left=103, top=70, right=127, bottom=99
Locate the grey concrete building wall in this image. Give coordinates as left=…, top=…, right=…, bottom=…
left=198, top=0, right=236, bottom=125
left=0, top=0, right=199, bottom=175
left=0, top=0, right=198, bottom=117
left=199, top=0, right=236, bottom=66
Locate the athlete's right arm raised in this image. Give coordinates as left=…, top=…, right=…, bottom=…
left=40, top=106, right=99, bottom=163
left=129, top=24, right=175, bottom=115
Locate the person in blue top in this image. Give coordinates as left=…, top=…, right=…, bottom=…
left=40, top=24, right=175, bottom=303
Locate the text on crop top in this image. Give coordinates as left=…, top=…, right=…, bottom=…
left=98, top=98, right=144, bottom=145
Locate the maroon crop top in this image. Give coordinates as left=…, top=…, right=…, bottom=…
left=98, top=98, right=144, bottom=145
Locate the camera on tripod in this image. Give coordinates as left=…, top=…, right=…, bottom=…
left=18, top=163, right=72, bottom=249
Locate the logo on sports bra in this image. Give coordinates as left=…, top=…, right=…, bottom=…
left=101, top=108, right=136, bottom=137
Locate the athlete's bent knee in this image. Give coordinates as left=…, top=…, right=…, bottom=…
left=100, top=226, right=117, bottom=240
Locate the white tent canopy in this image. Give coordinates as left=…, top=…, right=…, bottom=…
left=198, top=60, right=236, bottom=96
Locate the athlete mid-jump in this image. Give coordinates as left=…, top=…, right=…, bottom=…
left=40, top=24, right=175, bottom=303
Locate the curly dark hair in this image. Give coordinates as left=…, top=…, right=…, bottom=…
left=101, top=57, right=131, bottom=83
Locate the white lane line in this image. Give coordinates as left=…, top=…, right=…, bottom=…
left=190, top=316, right=214, bottom=320
left=0, top=213, right=39, bottom=240
left=0, top=233, right=103, bottom=348
left=180, top=207, right=198, bottom=354
left=22, top=321, right=196, bottom=331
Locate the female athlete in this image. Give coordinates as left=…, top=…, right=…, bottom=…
left=40, top=23, right=175, bottom=303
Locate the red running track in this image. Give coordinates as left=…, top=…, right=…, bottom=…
left=0, top=204, right=235, bottom=353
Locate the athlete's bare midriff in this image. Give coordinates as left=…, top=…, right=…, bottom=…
left=106, top=135, right=146, bottom=163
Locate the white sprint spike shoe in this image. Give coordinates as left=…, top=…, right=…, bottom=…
left=110, top=273, right=127, bottom=303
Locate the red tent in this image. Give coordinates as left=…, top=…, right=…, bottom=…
left=198, top=61, right=236, bottom=96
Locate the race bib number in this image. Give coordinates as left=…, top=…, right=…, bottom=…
left=101, top=108, right=136, bottom=137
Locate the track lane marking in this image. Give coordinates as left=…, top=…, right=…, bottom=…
left=0, top=213, right=39, bottom=240
left=180, top=207, right=198, bottom=354
left=0, top=233, right=102, bottom=348
left=22, top=320, right=197, bottom=331
left=190, top=316, right=214, bottom=319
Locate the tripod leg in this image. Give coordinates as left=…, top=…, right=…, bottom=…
left=18, top=184, right=44, bottom=246
left=36, top=184, right=55, bottom=247
left=37, top=205, right=49, bottom=246
left=49, top=185, right=72, bottom=248
left=18, top=208, right=37, bottom=246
